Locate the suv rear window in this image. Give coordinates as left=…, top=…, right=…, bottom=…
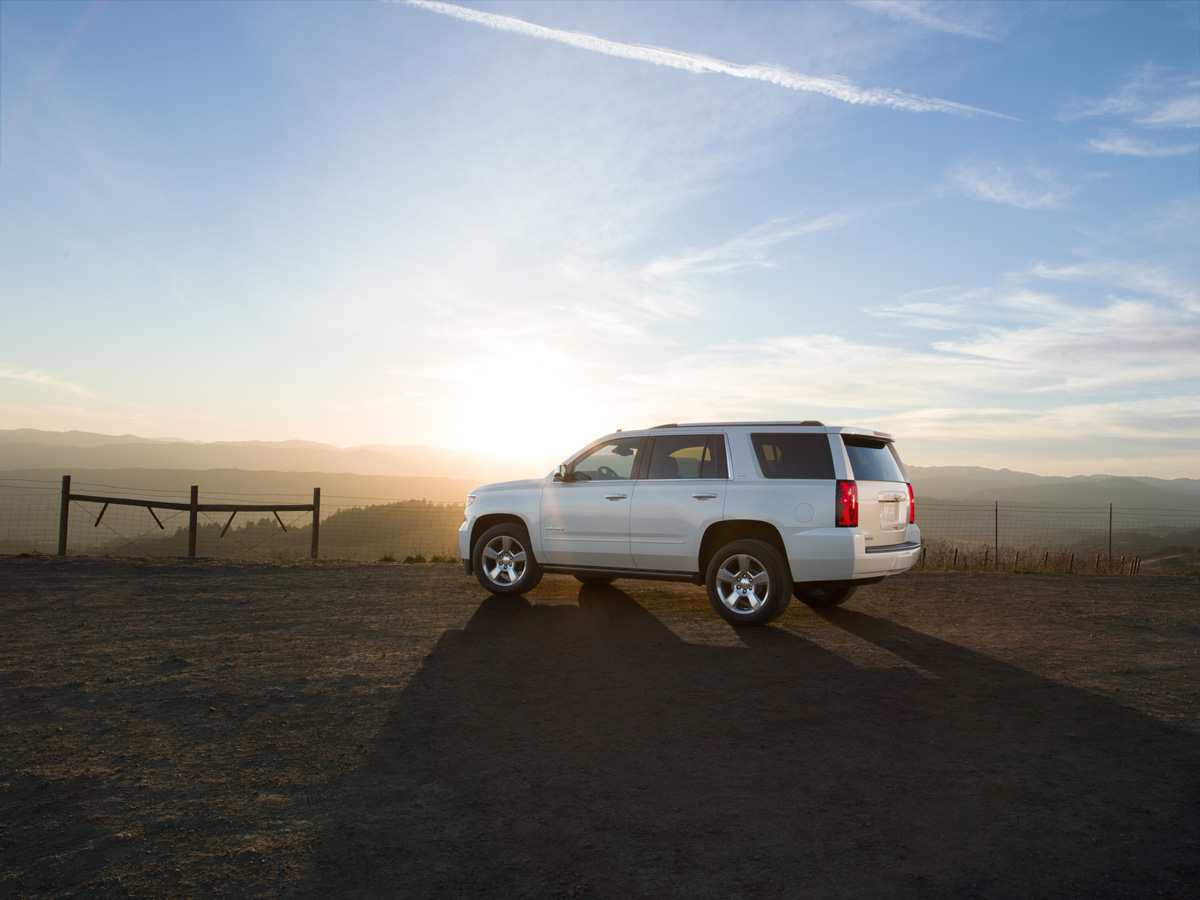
left=842, top=436, right=905, bottom=482
left=751, top=433, right=834, bottom=479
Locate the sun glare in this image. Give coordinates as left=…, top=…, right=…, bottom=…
left=441, top=343, right=615, bottom=475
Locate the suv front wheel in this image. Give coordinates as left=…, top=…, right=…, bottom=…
left=472, top=523, right=544, bottom=595
left=705, top=540, right=792, bottom=626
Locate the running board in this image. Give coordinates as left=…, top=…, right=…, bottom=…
left=540, top=564, right=704, bottom=585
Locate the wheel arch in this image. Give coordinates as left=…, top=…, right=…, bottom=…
left=699, top=519, right=789, bottom=576
left=470, top=513, right=532, bottom=555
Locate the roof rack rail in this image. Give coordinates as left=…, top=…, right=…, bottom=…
left=651, top=420, right=826, bottom=428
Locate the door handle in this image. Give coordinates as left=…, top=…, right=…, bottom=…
left=692, top=492, right=719, bottom=500
left=604, top=493, right=628, bottom=501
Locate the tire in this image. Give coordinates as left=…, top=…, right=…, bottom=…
left=472, top=523, right=543, bottom=595
left=793, top=584, right=858, bottom=608
left=705, top=539, right=792, bottom=626
left=574, top=575, right=615, bottom=586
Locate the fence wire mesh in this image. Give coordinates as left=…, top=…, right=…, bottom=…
left=915, top=502, right=1200, bottom=575
left=2, top=478, right=1198, bottom=573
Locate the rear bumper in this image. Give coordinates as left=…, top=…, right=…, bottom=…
left=865, top=540, right=921, bottom=554
left=859, top=539, right=921, bottom=579
left=783, top=525, right=921, bottom=581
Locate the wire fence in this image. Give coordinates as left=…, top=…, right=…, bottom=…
left=0, top=478, right=463, bottom=562
left=2, top=477, right=1198, bottom=574
left=915, top=501, right=1200, bottom=575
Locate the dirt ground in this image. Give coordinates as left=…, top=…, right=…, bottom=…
left=1, top=558, right=1197, bottom=900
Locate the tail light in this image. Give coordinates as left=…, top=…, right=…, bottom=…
left=907, top=483, right=916, bottom=524
left=835, top=480, right=858, bottom=527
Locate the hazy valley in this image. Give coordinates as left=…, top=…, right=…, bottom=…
left=2, top=428, right=1198, bottom=509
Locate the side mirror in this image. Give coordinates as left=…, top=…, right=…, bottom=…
left=554, top=464, right=573, bottom=483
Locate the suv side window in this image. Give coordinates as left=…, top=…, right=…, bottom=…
left=646, top=434, right=729, bottom=479
left=570, top=437, right=643, bottom=480
left=751, top=433, right=834, bottom=479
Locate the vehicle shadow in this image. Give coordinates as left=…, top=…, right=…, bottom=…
left=294, top=586, right=1199, bottom=900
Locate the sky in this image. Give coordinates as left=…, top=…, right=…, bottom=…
left=1, top=0, right=1198, bottom=477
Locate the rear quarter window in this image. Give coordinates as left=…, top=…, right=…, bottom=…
left=842, top=436, right=905, bottom=482
left=751, top=433, right=835, bottom=479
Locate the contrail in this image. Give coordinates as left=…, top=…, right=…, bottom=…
left=1, top=0, right=111, bottom=159
left=397, top=0, right=1014, bottom=119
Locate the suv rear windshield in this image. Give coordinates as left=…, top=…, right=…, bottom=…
left=751, top=433, right=835, bottom=479
left=842, top=436, right=905, bottom=482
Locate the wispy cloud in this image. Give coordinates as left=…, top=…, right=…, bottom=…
left=398, top=0, right=1013, bottom=119
left=934, top=296, right=1200, bottom=391
left=0, top=367, right=92, bottom=397
left=947, top=159, right=1078, bottom=209
left=1031, top=260, right=1199, bottom=308
left=1086, top=131, right=1198, bottom=157
left=870, top=287, right=1063, bottom=330
left=1060, top=64, right=1200, bottom=129
left=850, top=0, right=1000, bottom=41
left=641, top=211, right=856, bottom=280
left=892, top=397, right=1200, bottom=443
left=618, top=333, right=1027, bottom=421
left=613, top=286, right=1199, bottom=450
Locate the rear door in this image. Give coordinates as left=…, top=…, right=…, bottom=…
left=629, top=433, right=729, bottom=573
left=841, top=436, right=912, bottom=549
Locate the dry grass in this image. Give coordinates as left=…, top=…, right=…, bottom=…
left=2, top=558, right=1197, bottom=899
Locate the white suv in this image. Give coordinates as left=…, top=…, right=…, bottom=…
left=459, top=422, right=920, bottom=625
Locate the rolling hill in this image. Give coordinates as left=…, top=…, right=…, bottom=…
left=2, top=429, right=1198, bottom=509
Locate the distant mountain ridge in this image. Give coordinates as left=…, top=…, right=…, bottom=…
left=0, top=428, right=533, bottom=484
left=2, top=429, right=1198, bottom=509
left=906, top=466, right=1200, bottom=510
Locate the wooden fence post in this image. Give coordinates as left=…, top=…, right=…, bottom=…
left=58, top=475, right=71, bottom=557
left=188, top=486, right=199, bottom=558
left=311, top=487, right=321, bottom=558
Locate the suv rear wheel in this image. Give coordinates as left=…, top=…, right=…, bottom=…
left=473, top=523, right=543, bottom=595
left=705, top=540, right=791, bottom=626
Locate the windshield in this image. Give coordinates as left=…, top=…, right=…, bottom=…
left=571, top=438, right=642, bottom=480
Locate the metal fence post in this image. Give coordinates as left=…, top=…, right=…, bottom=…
left=311, top=487, right=321, bottom=558
left=58, top=475, right=71, bottom=557
left=994, top=500, right=999, bottom=571
left=188, top=486, right=199, bottom=558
